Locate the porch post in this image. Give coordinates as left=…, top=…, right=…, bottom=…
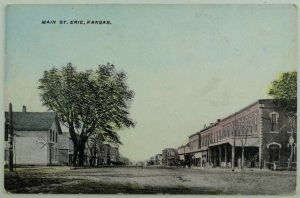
left=208, top=149, right=210, bottom=166
left=213, top=148, right=216, bottom=167
left=209, top=148, right=212, bottom=165
left=224, top=146, right=227, bottom=167
left=231, top=145, right=235, bottom=169
left=259, top=145, right=262, bottom=169
left=219, top=147, right=221, bottom=167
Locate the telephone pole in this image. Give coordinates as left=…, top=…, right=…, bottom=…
left=8, top=103, right=14, bottom=172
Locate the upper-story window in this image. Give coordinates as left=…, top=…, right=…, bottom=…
left=269, top=112, right=279, bottom=132
left=50, top=130, right=52, bottom=141
left=254, top=114, right=258, bottom=133
left=49, top=129, right=57, bottom=142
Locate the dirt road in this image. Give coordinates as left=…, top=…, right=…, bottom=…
left=4, top=166, right=297, bottom=194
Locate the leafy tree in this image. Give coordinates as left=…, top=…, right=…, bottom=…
left=38, top=63, right=134, bottom=166
left=268, top=71, right=297, bottom=116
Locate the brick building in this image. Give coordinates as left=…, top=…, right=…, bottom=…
left=177, top=133, right=202, bottom=167
left=194, top=99, right=296, bottom=169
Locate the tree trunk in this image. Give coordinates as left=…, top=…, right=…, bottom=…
left=241, top=147, right=244, bottom=169
left=78, top=144, right=86, bottom=166
left=68, top=122, right=79, bottom=167
left=72, top=147, right=77, bottom=166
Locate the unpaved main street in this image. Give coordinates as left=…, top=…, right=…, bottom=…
left=4, top=166, right=297, bottom=194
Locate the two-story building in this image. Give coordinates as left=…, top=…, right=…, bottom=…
left=5, top=107, right=62, bottom=166
left=197, top=99, right=296, bottom=169
left=162, top=148, right=177, bottom=166
left=177, top=133, right=202, bottom=167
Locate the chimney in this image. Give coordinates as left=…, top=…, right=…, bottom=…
left=22, top=105, right=26, bottom=113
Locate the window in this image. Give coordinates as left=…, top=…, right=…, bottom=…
left=50, top=130, right=52, bottom=141
left=5, top=149, right=8, bottom=161
left=269, top=112, right=279, bottom=132
left=227, top=125, right=230, bottom=137
left=271, top=114, right=276, bottom=131
left=254, top=114, right=258, bottom=133
left=214, top=131, right=216, bottom=143
left=231, top=123, right=234, bottom=136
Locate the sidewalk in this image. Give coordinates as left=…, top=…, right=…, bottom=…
left=190, top=166, right=276, bottom=173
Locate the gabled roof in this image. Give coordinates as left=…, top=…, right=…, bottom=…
left=5, top=112, right=62, bottom=133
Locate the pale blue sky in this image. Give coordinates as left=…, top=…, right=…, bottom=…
left=5, top=4, right=297, bottom=161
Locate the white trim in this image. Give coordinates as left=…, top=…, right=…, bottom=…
left=287, top=131, right=296, bottom=134
left=269, top=111, right=279, bottom=118
left=267, top=142, right=282, bottom=149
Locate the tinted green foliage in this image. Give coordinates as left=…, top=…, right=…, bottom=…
left=268, top=71, right=297, bottom=116
left=38, top=63, right=134, bottom=165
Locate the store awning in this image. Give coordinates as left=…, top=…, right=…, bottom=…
left=208, top=137, right=259, bottom=148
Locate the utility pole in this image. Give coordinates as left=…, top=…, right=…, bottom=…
left=8, top=103, right=14, bottom=172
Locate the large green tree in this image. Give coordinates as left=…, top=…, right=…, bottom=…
left=268, top=71, right=297, bottom=116
left=38, top=63, right=134, bottom=166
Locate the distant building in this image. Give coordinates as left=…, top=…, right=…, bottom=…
left=5, top=107, right=62, bottom=165
left=177, top=143, right=194, bottom=166
left=154, top=154, right=162, bottom=165
left=108, top=143, right=119, bottom=164
left=162, top=148, right=178, bottom=166
left=85, top=138, right=120, bottom=166
left=148, top=156, right=155, bottom=165
left=58, top=131, right=73, bottom=165
left=148, top=154, right=162, bottom=166
left=177, top=145, right=186, bottom=165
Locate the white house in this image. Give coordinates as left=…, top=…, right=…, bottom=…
left=5, top=107, right=62, bottom=165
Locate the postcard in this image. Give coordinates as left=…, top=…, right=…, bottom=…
left=1, top=1, right=298, bottom=196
